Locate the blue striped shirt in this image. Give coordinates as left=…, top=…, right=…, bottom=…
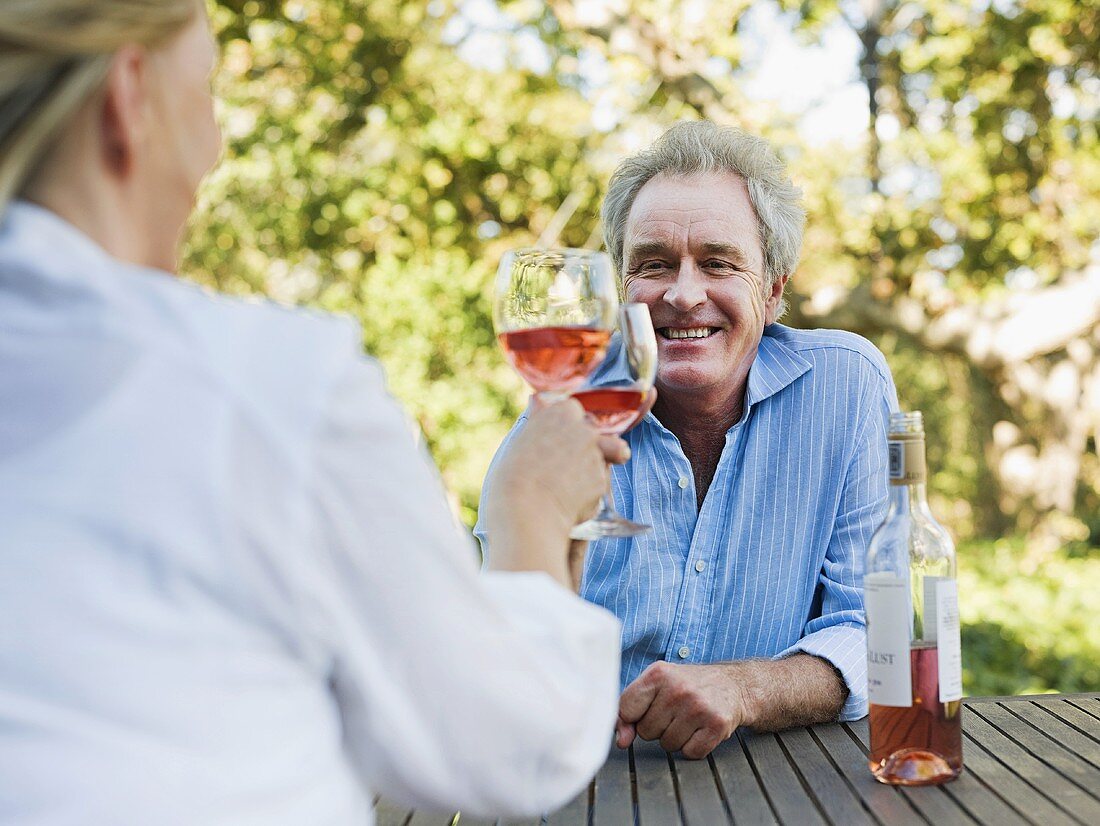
left=477, top=323, right=897, bottom=721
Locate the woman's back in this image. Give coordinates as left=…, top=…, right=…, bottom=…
left=0, top=202, right=371, bottom=823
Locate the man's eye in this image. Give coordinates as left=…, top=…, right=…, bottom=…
left=628, top=261, right=665, bottom=276
left=704, top=259, right=733, bottom=269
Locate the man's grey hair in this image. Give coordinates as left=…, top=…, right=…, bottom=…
left=601, top=121, right=806, bottom=296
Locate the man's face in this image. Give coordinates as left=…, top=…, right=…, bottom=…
left=621, top=171, right=786, bottom=401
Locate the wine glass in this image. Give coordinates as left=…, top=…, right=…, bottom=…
left=568, top=302, right=657, bottom=540
left=494, top=248, right=619, bottom=400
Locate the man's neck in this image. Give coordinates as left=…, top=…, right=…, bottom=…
left=652, top=377, right=749, bottom=508
left=653, top=387, right=744, bottom=443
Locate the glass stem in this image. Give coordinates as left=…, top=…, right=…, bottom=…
left=593, top=492, right=617, bottom=521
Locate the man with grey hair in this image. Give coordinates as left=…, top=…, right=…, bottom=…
left=478, top=120, right=897, bottom=759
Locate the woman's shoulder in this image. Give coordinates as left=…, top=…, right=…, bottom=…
left=139, top=274, right=365, bottom=424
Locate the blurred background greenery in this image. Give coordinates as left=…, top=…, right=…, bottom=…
left=185, top=0, right=1099, bottom=697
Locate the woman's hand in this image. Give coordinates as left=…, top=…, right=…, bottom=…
left=481, top=397, right=629, bottom=590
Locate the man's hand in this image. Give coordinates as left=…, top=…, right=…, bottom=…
left=616, top=655, right=848, bottom=759
left=616, top=662, right=751, bottom=759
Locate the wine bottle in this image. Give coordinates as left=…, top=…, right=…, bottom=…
left=866, top=411, right=963, bottom=785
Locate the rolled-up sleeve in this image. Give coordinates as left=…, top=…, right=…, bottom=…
left=303, top=357, right=620, bottom=817
left=777, top=365, right=895, bottom=721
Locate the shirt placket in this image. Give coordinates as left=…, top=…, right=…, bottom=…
left=664, top=426, right=743, bottom=665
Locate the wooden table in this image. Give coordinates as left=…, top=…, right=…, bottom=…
left=375, top=692, right=1100, bottom=825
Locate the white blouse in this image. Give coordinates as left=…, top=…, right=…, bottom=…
left=0, top=202, right=621, bottom=825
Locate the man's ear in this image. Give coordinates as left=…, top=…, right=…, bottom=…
left=765, top=273, right=790, bottom=324
left=100, top=45, right=151, bottom=179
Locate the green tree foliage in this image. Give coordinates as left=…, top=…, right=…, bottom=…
left=960, top=538, right=1100, bottom=696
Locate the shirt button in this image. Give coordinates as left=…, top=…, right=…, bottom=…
left=695, top=560, right=706, bottom=573
left=677, top=476, right=689, bottom=489
left=678, top=646, right=690, bottom=659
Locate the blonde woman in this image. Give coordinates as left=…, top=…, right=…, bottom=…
left=0, top=1, right=628, bottom=822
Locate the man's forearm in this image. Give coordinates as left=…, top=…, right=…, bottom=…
left=733, top=654, right=848, bottom=731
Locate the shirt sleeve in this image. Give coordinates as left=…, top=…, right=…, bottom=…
left=303, top=357, right=621, bottom=817
left=776, top=361, right=896, bottom=721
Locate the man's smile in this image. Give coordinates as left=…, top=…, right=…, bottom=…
left=658, top=326, right=722, bottom=340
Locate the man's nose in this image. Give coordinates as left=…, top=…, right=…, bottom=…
left=663, top=262, right=707, bottom=311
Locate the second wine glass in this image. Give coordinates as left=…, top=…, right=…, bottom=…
left=569, top=302, right=657, bottom=540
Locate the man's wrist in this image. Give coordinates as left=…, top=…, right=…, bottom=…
left=722, top=660, right=765, bottom=728
left=723, top=654, right=848, bottom=732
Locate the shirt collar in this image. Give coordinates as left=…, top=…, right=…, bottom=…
left=745, top=324, right=813, bottom=407
left=0, top=200, right=116, bottom=278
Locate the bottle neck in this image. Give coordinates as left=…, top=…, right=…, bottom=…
left=889, top=480, right=930, bottom=512
left=888, top=434, right=930, bottom=513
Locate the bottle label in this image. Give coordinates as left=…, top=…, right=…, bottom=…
left=866, top=572, right=912, bottom=707
left=936, top=579, right=963, bottom=702
left=888, top=437, right=926, bottom=486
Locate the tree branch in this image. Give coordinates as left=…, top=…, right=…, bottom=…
left=793, top=270, right=1100, bottom=370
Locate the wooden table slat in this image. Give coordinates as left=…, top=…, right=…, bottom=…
left=964, top=707, right=1100, bottom=823
left=1009, top=700, right=1100, bottom=768
left=589, top=746, right=634, bottom=826
left=709, top=732, right=779, bottom=826
left=774, top=727, right=874, bottom=826
left=631, top=741, right=680, bottom=825
left=740, top=731, right=828, bottom=826
left=811, top=723, right=924, bottom=825
left=668, top=751, right=728, bottom=826
left=845, top=716, right=871, bottom=747
left=902, top=783, right=982, bottom=826
left=1065, top=697, right=1100, bottom=720
left=374, top=799, right=413, bottom=826
left=959, top=726, right=1077, bottom=826
left=1036, top=701, right=1100, bottom=755
left=969, top=702, right=1100, bottom=791
left=545, top=783, right=589, bottom=826
left=408, top=812, right=455, bottom=826
left=928, top=759, right=1033, bottom=826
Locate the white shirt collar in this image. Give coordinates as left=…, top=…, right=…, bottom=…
left=0, top=200, right=118, bottom=279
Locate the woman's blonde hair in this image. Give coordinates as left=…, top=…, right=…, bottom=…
left=0, top=0, right=197, bottom=214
